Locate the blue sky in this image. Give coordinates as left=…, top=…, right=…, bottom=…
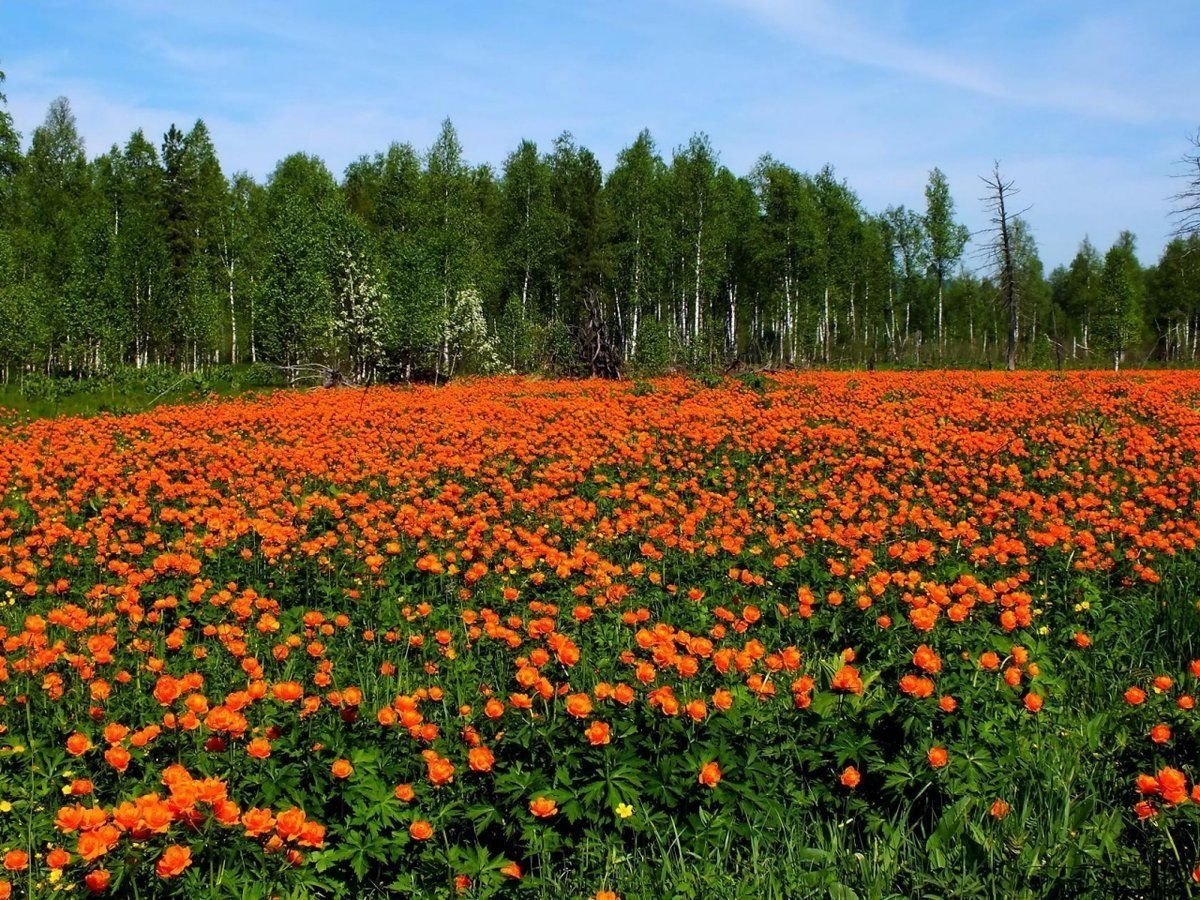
left=2, top=0, right=1196, bottom=268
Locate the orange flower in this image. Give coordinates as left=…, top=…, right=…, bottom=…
left=241, top=808, right=276, bottom=838
left=1124, top=686, right=1146, bottom=706
left=155, top=844, right=192, bottom=879
left=275, top=807, right=308, bottom=841
left=103, top=723, right=128, bottom=745
left=54, top=805, right=85, bottom=833
left=529, top=796, right=558, bottom=818
left=271, top=681, right=304, bottom=703
left=213, top=799, right=241, bottom=826
left=76, top=828, right=117, bottom=863
left=69, top=778, right=94, bottom=796
left=331, top=759, right=354, bottom=779
left=409, top=820, right=433, bottom=841
left=2, top=851, right=27, bottom=872
left=246, top=737, right=271, bottom=759
left=990, top=799, right=1011, bottom=819
left=426, top=755, right=455, bottom=787
left=912, top=644, right=942, bottom=674
left=585, top=721, right=611, bottom=746
left=500, top=861, right=522, bottom=878
left=1150, top=723, right=1172, bottom=744
left=65, top=733, right=90, bottom=756
left=927, top=746, right=948, bottom=769
left=698, top=761, right=722, bottom=788
left=297, top=821, right=327, bottom=849
left=830, top=664, right=863, bottom=695
left=839, top=766, right=861, bottom=789
left=565, top=693, right=594, bottom=719
left=468, top=747, right=495, bottom=772
left=104, top=745, right=131, bottom=773
left=152, top=676, right=181, bottom=707
left=900, top=675, right=934, bottom=698
left=1137, top=773, right=1161, bottom=795
left=84, top=869, right=111, bottom=892
left=1023, top=693, right=1044, bottom=714
left=1157, top=767, right=1189, bottom=805
left=394, top=784, right=416, bottom=803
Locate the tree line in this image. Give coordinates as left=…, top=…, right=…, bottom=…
left=0, top=70, right=1196, bottom=382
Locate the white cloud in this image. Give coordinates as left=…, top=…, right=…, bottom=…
left=714, top=0, right=1193, bottom=125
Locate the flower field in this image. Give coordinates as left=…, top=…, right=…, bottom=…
left=0, top=371, right=1199, bottom=897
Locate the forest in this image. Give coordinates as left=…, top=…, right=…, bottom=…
left=0, top=65, right=1197, bottom=384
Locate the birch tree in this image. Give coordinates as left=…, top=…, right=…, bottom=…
left=1095, top=231, right=1144, bottom=371
left=498, top=140, right=555, bottom=319
left=923, top=167, right=969, bottom=351
left=606, top=130, right=667, bottom=357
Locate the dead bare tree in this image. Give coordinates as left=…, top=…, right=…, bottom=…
left=275, top=363, right=355, bottom=388
left=1171, top=130, right=1200, bottom=239
left=577, top=290, right=622, bottom=379
left=978, top=164, right=1029, bottom=371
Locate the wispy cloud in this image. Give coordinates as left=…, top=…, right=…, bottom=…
left=715, top=0, right=1190, bottom=125
left=1, top=0, right=1194, bottom=266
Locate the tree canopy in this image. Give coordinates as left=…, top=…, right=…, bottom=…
left=0, top=85, right=1190, bottom=381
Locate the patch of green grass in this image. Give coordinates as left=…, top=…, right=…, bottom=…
left=0, top=364, right=283, bottom=420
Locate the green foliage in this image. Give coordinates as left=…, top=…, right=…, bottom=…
left=0, top=79, right=1196, bottom=377
left=0, top=363, right=283, bottom=417
left=1095, top=232, right=1146, bottom=370
left=528, top=319, right=576, bottom=376
left=735, top=370, right=775, bottom=394
left=630, top=317, right=672, bottom=374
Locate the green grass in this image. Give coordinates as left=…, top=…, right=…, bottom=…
left=0, top=365, right=283, bottom=420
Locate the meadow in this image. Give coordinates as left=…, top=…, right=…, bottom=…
left=0, top=371, right=1198, bottom=898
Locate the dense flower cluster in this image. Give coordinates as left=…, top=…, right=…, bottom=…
left=0, top=372, right=1197, bottom=895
